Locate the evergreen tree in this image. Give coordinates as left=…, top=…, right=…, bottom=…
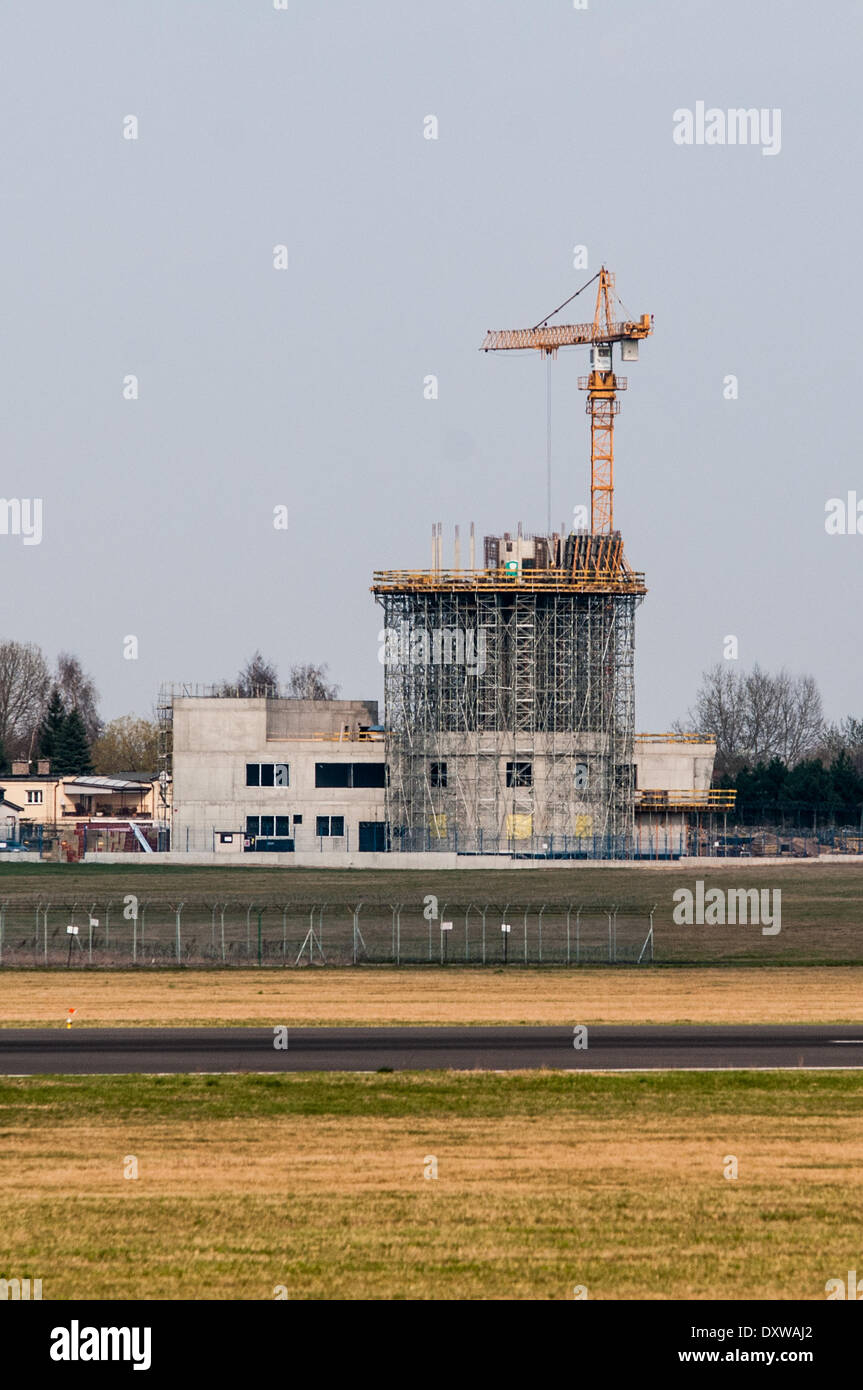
left=53, top=707, right=93, bottom=776
left=780, top=759, right=836, bottom=817
left=38, top=687, right=67, bottom=764
left=829, top=750, right=863, bottom=822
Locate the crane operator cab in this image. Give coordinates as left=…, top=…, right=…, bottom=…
left=590, top=342, right=612, bottom=373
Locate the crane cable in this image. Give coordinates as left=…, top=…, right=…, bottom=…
left=533, top=271, right=600, bottom=330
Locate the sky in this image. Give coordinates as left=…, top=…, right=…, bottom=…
left=1, top=0, right=860, bottom=732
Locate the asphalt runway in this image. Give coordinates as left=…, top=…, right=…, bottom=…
left=2, top=1025, right=863, bottom=1073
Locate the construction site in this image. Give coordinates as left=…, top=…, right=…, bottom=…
left=372, top=268, right=732, bottom=858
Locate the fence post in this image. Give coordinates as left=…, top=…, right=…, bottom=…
left=352, top=903, right=364, bottom=965
left=523, top=907, right=528, bottom=964
left=565, top=904, right=572, bottom=965
left=538, top=905, right=545, bottom=964
left=0, top=904, right=4, bottom=966
left=44, top=905, right=49, bottom=964
left=175, top=903, right=184, bottom=962
left=481, top=905, right=487, bottom=964
left=257, top=910, right=263, bottom=966
left=220, top=906, right=226, bottom=963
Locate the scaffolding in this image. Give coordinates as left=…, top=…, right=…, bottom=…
left=373, top=538, right=645, bottom=856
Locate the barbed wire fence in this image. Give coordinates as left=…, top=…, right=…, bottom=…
left=0, top=897, right=656, bottom=967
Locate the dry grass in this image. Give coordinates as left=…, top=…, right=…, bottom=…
left=0, top=965, right=861, bottom=1028
left=0, top=1071, right=860, bottom=1299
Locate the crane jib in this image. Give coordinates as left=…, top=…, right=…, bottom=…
left=480, top=316, right=652, bottom=352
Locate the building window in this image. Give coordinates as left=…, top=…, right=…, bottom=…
left=247, top=814, right=292, bottom=839
left=315, top=762, right=386, bottom=789
left=246, top=763, right=289, bottom=788
left=27, top=789, right=43, bottom=804
left=293, top=814, right=303, bottom=825
left=316, top=816, right=345, bottom=837
left=430, top=761, right=447, bottom=788
left=506, top=761, right=532, bottom=788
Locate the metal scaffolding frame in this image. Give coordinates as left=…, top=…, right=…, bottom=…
left=374, top=572, right=642, bottom=856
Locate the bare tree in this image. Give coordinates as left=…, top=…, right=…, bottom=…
left=286, top=663, right=340, bottom=700
left=91, top=716, right=159, bottom=774
left=680, top=663, right=824, bottom=775
left=772, top=669, right=823, bottom=765
left=0, top=641, right=51, bottom=756
left=232, top=651, right=279, bottom=697
left=676, top=663, right=747, bottom=776
left=56, top=651, right=102, bottom=743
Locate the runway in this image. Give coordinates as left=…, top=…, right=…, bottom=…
left=2, top=1025, right=863, bottom=1073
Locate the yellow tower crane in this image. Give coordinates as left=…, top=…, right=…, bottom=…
left=481, top=267, right=653, bottom=534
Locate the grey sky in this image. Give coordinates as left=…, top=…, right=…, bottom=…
left=1, top=0, right=860, bottom=733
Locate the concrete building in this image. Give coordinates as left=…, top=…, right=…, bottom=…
left=169, top=696, right=387, bottom=853
left=166, top=689, right=724, bottom=860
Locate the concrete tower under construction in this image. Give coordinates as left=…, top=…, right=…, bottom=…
left=373, top=267, right=653, bottom=856
left=373, top=529, right=645, bottom=856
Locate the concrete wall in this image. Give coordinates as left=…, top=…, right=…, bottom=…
left=634, top=741, right=716, bottom=791
left=81, top=851, right=863, bottom=869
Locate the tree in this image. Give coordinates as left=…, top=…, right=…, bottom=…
left=780, top=758, right=837, bottom=815
left=91, top=716, right=160, bottom=774
left=286, top=663, right=340, bottom=700
left=56, top=652, right=102, bottom=743
left=38, top=687, right=67, bottom=763
left=52, top=707, right=93, bottom=776
left=0, top=641, right=51, bottom=757
left=230, top=652, right=279, bottom=697
left=828, top=749, right=863, bottom=821
left=679, top=664, right=824, bottom=777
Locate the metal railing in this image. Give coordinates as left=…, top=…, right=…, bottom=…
left=635, top=732, right=716, bottom=744
left=371, top=566, right=646, bottom=594
left=636, top=789, right=736, bottom=809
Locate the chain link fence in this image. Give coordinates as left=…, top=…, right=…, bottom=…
left=0, top=898, right=655, bottom=967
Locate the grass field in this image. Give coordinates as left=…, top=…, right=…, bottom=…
left=1, top=860, right=861, bottom=964
left=1, top=965, right=861, bottom=1027
left=1, top=1070, right=859, bottom=1300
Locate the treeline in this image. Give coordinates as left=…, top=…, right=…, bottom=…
left=678, top=664, right=863, bottom=824
left=727, top=753, right=863, bottom=824
left=0, top=643, right=337, bottom=779
left=0, top=640, right=158, bottom=776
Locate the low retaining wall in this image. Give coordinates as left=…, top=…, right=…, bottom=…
left=72, top=851, right=863, bottom=870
